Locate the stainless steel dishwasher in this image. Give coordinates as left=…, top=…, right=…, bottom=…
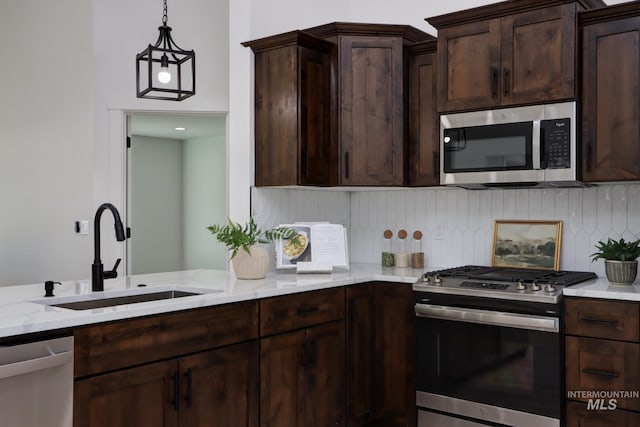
left=0, top=335, right=73, bottom=427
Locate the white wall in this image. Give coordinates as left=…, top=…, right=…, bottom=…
left=183, top=135, right=228, bottom=270
left=0, top=0, right=93, bottom=286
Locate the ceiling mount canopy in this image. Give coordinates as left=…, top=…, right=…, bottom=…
left=136, top=0, right=195, bottom=101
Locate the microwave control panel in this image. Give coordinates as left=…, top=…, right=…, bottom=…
left=541, top=118, right=571, bottom=169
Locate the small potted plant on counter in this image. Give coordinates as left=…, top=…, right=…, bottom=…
left=590, top=237, right=640, bottom=285
left=207, top=217, right=299, bottom=279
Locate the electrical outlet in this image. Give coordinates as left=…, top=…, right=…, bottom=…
left=434, top=223, right=445, bottom=240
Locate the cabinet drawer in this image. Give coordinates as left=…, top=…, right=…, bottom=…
left=564, top=298, right=639, bottom=342
left=260, top=288, right=345, bottom=336
left=566, top=401, right=640, bottom=427
left=565, top=336, right=640, bottom=411
left=74, top=301, right=259, bottom=377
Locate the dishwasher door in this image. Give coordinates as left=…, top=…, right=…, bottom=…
left=0, top=335, right=74, bottom=427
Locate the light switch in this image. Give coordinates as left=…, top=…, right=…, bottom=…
left=75, top=220, right=89, bottom=235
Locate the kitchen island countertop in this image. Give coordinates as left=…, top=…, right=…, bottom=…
left=0, top=263, right=425, bottom=340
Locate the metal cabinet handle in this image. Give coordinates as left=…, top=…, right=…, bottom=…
left=582, top=368, right=619, bottom=378
left=579, top=315, right=618, bottom=325
left=503, top=68, right=510, bottom=97
left=344, top=152, right=350, bottom=179
left=586, top=143, right=593, bottom=172
left=297, top=306, right=319, bottom=316
left=490, top=68, right=498, bottom=98
left=184, top=368, right=193, bottom=408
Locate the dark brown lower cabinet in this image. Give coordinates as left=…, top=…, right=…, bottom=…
left=566, top=401, right=640, bottom=427
left=260, top=321, right=345, bottom=427
left=74, top=341, right=259, bottom=427
left=179, top=342, right=259, bottom=427
left=75, top=359, right=179, bottom=427
left=347, top=282, right=416, bottom=427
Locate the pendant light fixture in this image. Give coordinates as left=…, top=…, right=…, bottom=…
left=136, top=0, right=195, bottom=101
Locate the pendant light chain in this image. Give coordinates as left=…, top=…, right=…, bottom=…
left=162, top=0, right=168, bottom=25
left=136, top=0, right=196, bottom=100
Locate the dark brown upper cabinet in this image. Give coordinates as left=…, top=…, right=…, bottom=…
left=245, top=23, right=431, bottom=187
left=305, top=23, right=431, bottom=186
left=243, top=31, right=335, bottom=187
left=407, top=39, right=439, bottom=187
left=580, top=2, right=640, bottom=182
left=427, top=0, right=605, bottom=113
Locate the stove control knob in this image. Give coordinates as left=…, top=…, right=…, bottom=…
left=544, top=283, right=557, bottom=293
left=530, top=281, right=541, bottom=292
left=421, top=273, right=430, bottom=283
left=433, top=274, right=442, bottom=284
left=516, top=281, right=527, bottom=291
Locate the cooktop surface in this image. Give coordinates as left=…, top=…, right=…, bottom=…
left=414, top=265, right=598, bottom=304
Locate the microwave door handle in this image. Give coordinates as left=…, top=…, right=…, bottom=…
left=532, top=120, right=541, bottom=170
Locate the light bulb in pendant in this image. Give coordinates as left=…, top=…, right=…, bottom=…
left=158, top=54, right=171, bottom=84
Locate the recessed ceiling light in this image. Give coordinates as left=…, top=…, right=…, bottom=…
left=175, top=127, right=187, bottom=131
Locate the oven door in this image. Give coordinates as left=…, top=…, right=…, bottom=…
left=416, top=300, right=561, bottom=427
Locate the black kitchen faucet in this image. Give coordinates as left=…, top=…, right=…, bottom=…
left=92, top=203, right=126, bottom=292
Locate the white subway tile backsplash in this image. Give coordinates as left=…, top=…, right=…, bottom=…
left=629, top=185, right=640, bottom=232
left=251, top=184, right=640, bottom=273
left=582, top=187, right=598, bottom=234
left=612, top=185, right=627, bottom=235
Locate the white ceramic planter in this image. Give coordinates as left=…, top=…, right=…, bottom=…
left=231, top=245, right=270, bottom=279
left=604, top=260, right=638, bottom=285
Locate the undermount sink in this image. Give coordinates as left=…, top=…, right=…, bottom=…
left=31, top=286, right=222, bottom=311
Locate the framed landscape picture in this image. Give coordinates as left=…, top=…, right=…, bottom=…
left=491, top=220, right=563, bottom=271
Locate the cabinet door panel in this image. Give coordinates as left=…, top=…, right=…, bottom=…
left=346, top=283, right=416, bottom=427
left=374, top=283, right=416, bottom=426
left=340, top=36, right=404, bottom=185
left=501, top=5, right=575, bottom=106
left=346, top=285, right=376, bottom=425
left=305, top=321, right=345, bottom=427
left=409, top=46, right=439, bottom=187
left=74, top=360, right=179, bottom=427
left=180, top=342, right=259, bottom=427
left=260, top=331, right=306, bottom=427
left=566, top=401, right=640, bottom=427
left=582, top=16, right=640, bottom=181
left=437, top=19, right=501, bottom=112
left=565, top=336, right=640, bottom=411
left=564, top=298, right=639, bottom=341
left=254, top=46, right=299, bottom=186
left=299, top=48, right=333, bottom=185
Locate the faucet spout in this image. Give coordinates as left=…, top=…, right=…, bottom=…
left=92, top=203, right=126, bottom=292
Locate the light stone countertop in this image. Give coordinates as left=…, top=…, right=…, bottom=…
left=562, top=275, right=640, bottom=302
left=0, top=263, right=425, bottom=340
left=3, top=264, right=636, bottom=340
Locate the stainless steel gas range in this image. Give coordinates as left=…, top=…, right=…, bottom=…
left=413, top=265, right=597, bottom=427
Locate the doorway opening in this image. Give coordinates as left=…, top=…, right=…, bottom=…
left=126, top=112, right=227, bottom=275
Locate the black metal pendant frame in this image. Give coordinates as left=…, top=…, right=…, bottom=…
left=136, top=24, right=195, bottom=101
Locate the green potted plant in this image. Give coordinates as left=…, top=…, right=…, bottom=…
left=591, top=237, right=640, bottom=285
left=207, top=217, right=299, bottom=279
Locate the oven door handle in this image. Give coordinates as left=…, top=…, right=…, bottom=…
left=415, top=303, right=559, bottom=333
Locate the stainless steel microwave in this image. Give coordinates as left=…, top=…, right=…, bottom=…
left=440, top=101, right=582, bottom=189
